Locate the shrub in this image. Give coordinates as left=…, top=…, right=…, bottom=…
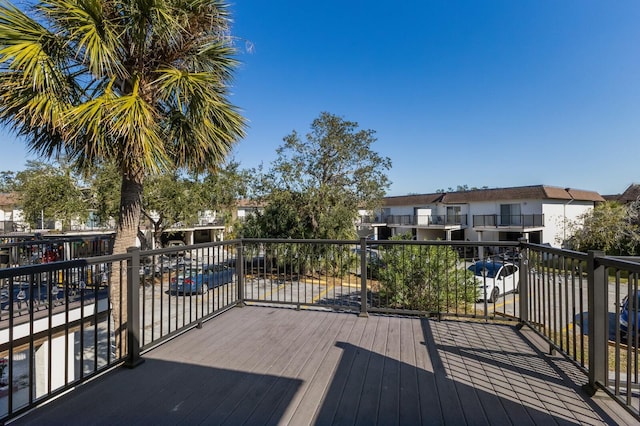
left=377, top=236, right=477, bottom=312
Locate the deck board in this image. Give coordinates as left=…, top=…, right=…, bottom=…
left=10, top=305, right=638, bottom=426
left=353, top=315, right=386, bottom=426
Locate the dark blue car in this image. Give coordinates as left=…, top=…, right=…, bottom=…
left=169, top=264, right=235, bottom=295
left=620, top=291, right=640, bottom=338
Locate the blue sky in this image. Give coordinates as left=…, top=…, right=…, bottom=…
left=1, top=0, right=639, bottom=197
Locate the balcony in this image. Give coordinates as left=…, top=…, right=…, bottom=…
left=0, top=240, right=639, bottom=424
left=356, top=215, right=384, bottom=225
left=385, top=214, right=468, bottom=227
left=473, top=214, right=545, bottom=229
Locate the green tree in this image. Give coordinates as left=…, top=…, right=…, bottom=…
left=14, top=161, right=86, bottom=229
left=142, top=161, right=249, bottom=247
left=87, top=160, right=249, bottom=248
left=247, top=112, right=391, bottom=240
left=196, top=160, right=250, bottom=230
left=0, top=170, right=15, bottom=192
left=567, top=201, right=640, bottom=255
left=436, top=184, right=489, bottom=193
left=0, top=0, right=245, bottom=348
left=142, top=171, right=196, bottom=248
left=377, top=234, right=477, bottom=312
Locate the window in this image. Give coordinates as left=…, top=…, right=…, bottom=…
left=446, top=206, right=462, bottom=224
left=500, top=204, right=521, bottom=226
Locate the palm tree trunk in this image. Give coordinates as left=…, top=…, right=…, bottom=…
left=111, top=169, right=144, bottom=357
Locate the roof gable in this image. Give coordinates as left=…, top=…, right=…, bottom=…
left=616, top=184, right=640, bottom=203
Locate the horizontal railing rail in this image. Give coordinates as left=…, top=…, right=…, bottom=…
left=0, top=238, right=638, bottom=421
left=384, top=214, right=415, bottom=225
left=472, top=214, right=544, bottom=228
left=384, top=214, right=468, bottom=226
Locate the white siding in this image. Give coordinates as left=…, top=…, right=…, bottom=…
left=542, top=201, right=593, bottom=247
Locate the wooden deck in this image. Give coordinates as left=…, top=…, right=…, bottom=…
left=10, top=306, right=637, bottom=425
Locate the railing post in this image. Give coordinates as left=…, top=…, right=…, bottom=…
left=518, top=237, right=529, bottom=327
left=125, top=247, right=144, bottom=368
left=236, top=240, right=245, bottom=307
left=359, top=238, right=369, bottom=318
left=583, top=250, right=607, bottom=395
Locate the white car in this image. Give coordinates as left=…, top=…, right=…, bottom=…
left=468, top=261, right=519, bottom=302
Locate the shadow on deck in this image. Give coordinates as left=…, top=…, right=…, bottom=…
left=10, top=306, right=636, bottom=425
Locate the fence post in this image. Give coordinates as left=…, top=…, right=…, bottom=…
left=583, top=250, right=607, bottom=395
left=236, top=240, right=245, bottom=307
left=125, top=247, right=144, bottom=368
left=359, top=238, right=369, bottom=318
left=517, top=237, right=529, bottom=327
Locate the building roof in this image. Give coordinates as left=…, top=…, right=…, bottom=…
left=563, top=188, right=605, bottom=202
left=610, top=184, right=640, bottom=203
left=383, top=193, right=444, bottom=207
left=0, top=192, right=19, bottom=208
left=602, top=194, right=621, bottom=202
left=384, top=185, right=604, bottom=206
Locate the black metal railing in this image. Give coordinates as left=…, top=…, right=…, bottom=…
left=473, top=214, right=544, bottom=227
left=356, top=215, right=383, bottom=224
left=520, top=243, right=640, bottom=417
left=384, top=214, right=468, bottom=226
left=137, top=242, right=240, bottom=350
left=0, top=238, right=639, bottom=422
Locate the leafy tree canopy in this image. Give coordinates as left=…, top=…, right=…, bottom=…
left=567, top=201, right=640, bottom=255
left=0, top=171, right=16, bottom=192
left=244, top=112, right=391, bottom=240
left=13, top=160, right=87, bottom=228
left=436, top=184, right=489, bottom=193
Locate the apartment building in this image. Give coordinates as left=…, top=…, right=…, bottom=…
left=361, top=185, right=604, bottom=247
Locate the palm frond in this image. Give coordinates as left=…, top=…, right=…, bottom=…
left=41, top=0, right=126, bottom=79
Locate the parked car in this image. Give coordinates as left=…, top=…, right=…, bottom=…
left=620, top=291, right=640, bottom=338
left=468, top=261, right=519, bottom=303
left=169, top=264, right=235, bottom=295
left=139, top=255, right=180, bottom=277
left=166, top=240, right=186, bottom=257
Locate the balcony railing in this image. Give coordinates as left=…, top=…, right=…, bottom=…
left=0, top=239, right=638, bottom=422
left=384, top=214, right=468, bottom=226
left=473, top=214, right=544, bottom=228
left=356, top=215, right=383, bottom=224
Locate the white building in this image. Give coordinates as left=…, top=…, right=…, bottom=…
left=361, top=185, right=604, bottom=247
left=0, top=193, right=27, bottom=233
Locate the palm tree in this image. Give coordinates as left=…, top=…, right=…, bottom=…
left=0, top=0, right=246, bottom=351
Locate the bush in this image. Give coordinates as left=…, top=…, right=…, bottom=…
left=377, top=236, right=477, bottom=312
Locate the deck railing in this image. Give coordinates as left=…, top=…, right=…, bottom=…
left=0, top=239, right=638, bottom=422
